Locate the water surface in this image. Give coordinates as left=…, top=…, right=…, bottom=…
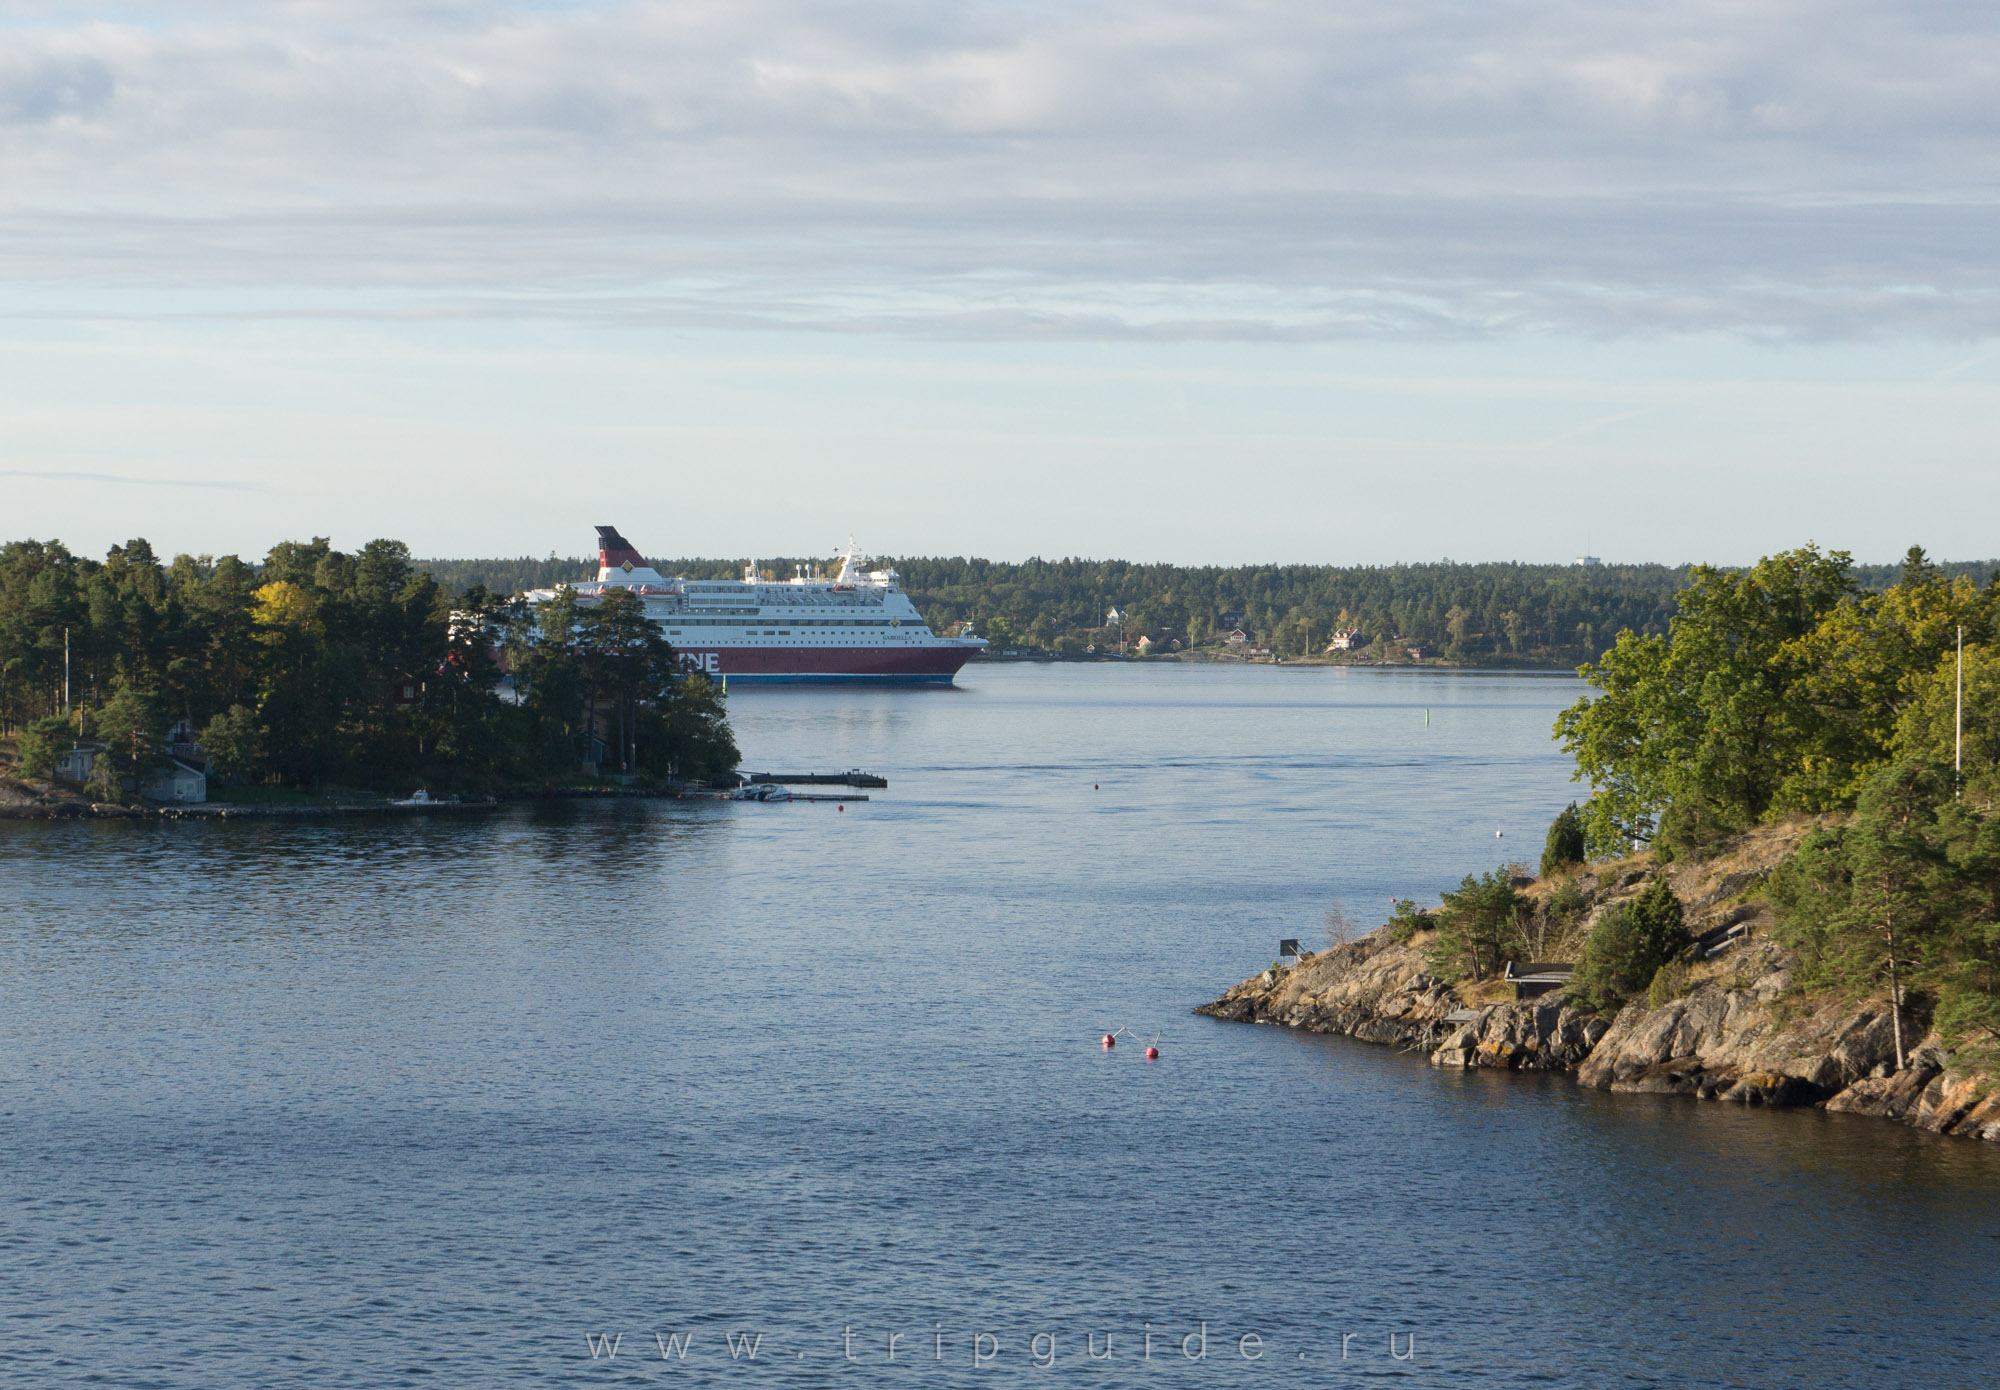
left=2, top=665, right=1995, bottom=1387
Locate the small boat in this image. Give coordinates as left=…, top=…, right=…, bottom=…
left=732, top=783, right=794, bottom=802
left=391, top=789, right=450, bottom=807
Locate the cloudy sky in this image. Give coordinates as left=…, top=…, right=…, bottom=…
left=6, top=0, right=1999, bottom=564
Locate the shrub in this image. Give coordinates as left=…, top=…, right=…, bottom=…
left=1547, top=875, right=1588, bottom=922
left=1647, top=958, right=1696, bottom=1010
left=1385, top=898, right=1427, bottom=944
left=1572, top=878, right=1692, bottom=1013
left=1323, top=901, right=1359, bottom=950
left=1541, top=803, right=1587, bottom=876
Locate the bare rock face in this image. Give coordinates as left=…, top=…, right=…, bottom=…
left=1572, top=941, right=1902, bottom=1103
left=1826, top=1064, right=1942, bottom=1121
left=1824, top=1051, right=2000, bottom=1140
left=1429, top=1003, right=1609, bottom=1072
left=1194, top=928, right=1456, bottom=1049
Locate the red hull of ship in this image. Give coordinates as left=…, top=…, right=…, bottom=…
left=678, top=644, right=976, bottom=684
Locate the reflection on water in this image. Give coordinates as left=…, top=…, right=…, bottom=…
left=2, top=665, right=1995, bottom=1388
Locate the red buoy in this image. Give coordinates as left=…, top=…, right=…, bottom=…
left=1145, top=1046, right=1160, bottom=1060
left=1101, top=1033, right=1116, bottom=1048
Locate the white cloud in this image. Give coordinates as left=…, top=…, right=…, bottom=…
left=0, top=0, right=1996, bottom=337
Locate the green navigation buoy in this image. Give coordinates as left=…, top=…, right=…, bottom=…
left=1425, top=708, right=1430, bottom=727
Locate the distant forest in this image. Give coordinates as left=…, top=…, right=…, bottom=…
left=417, top=554, right=2000, bottom=667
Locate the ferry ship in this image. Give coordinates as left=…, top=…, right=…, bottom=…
left=524, top=527, right=985, bottom=684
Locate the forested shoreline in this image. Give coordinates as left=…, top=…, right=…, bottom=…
left=1539, top=545, right=2000, bottom=1065
left=0, top=537, right=738, bottom=799
left=1205, top=544, right=2000, bottom=1131
left=419, top=553, right=1999, bottom=667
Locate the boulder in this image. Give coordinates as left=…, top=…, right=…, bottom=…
left=1826, top=1066, right=1941, bottom=1121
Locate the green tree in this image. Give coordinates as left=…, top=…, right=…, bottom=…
left=1773, top=778, right=2000, bottom=1067
left=1541, top=803, right=1586, bottom=876
left=14, top=713, right=72, bottom=778
left=199, top=705, right=263, bottom=784
left=580, top=588, right=679, bottom=775
left=641, top=672, right=738, bottom=781
left=1843, top=761, right=1960, bottom=1068
left=1768, top=826, right=1856, bottom=992
left=1555, top=546, right=1856, bottom=856
left=1426, top=870, right=1527, bottom=982
left=95, top=686, right=164, bottom=782
left=1777, top=552, right=1990, bottom=811
left=1895, top=641, right=2000, bottom=811
left=1571, top=878, right=1691, bottom=1013
left=83, top=750, right=124, bottom=803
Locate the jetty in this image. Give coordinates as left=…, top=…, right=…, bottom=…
left=736, top=769, right=888, bottom=789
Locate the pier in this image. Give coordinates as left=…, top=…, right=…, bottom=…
left=737, top=769, right=888, bottom=789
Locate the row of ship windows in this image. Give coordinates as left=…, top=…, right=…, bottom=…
left=670, top=632, right=918, bottom=638
left=676, top=605, right=885, bottom=615
left=666, top=618, right=918, bottom=628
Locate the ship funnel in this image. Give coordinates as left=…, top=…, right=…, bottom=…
left=596, top=525, right=649, bottom=572
left=593, top=525, right=668, bottom=585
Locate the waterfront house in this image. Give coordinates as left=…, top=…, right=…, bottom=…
left=143, top=760, right=208, bottom=804
left=53, top=741, right=107, bottom=784
left=1224, top=628, right=1249, bottom=646
left=1327, top=628, right=1362, bottom=652
left=165, top=719, right=208, bottom=768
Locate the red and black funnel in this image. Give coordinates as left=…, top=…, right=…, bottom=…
left=596, top=526, right=649, bottom=571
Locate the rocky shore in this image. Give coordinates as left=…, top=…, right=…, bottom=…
left=1198, top=828, right=2000, bottom=1144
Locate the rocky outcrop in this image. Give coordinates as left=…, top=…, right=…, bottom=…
left=1200, top=828, right=2000, bottom=1143
left=1194, top=930, right=1457, bottom=1050
left=1824, top=1050, right=2000, bottom=1141
left=1571, top=938, right=1904, bottom=1103
left=1429, top=1000, right=1609, bottom=1072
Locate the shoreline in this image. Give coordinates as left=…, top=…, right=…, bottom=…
left=970, top=650, right=1579, bottom=672
left=1198, top=838, right=2000, bottom=1145
left=0, top=782, right=737, bottom=822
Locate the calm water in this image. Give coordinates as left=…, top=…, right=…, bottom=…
left=2, top=665, right=1997, bottom=1388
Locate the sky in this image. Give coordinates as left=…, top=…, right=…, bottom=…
left=4, top=0, right=1999, bottom=566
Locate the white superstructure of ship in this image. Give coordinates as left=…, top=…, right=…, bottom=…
left=522, top=526, right=984, bottom=684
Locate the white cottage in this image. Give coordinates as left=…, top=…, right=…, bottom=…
left=143, top=760, right=208, bottom=803
left=53, top=741, right=106, bottom=783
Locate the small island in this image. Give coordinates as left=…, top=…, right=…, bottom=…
left=0, top=534, right=740, bottom=815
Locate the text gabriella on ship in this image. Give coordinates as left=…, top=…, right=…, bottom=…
left=523, top=527, right=986, bottom=684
